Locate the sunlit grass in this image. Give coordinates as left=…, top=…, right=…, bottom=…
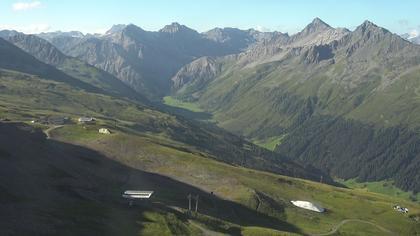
left=253, top=135, right=287, bottom=151
left=163, top=96, right=204, bottom=112
left=338, top=178, right=420, bottom=202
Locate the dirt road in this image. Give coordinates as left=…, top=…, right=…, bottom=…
left=311, top=219, right=392, bottom=236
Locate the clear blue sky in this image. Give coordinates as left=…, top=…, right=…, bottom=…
left=1, top=0, right=420, bottom=37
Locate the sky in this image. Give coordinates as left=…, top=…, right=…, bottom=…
left=1, top=0, right=420, bottom=37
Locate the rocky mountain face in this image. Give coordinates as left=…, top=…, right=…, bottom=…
left=171, top=56, right=222, bottom=92
left=203, top=27, right=279, bottom=52
left=171, top=19, right=420, bottom=192
left=0, top=37, right=101, bottom=93
left=6, top=33, right=67, bottom=66
left=172, top=18, right=350, bottom=96
left=287, top=18, right=349, bottom=47
left=38, top=23, right=276, bottom=100
left=174, top=19, right=420, bottom=109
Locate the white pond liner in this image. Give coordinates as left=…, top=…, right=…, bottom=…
left=291, top=200, right=325, bottom=212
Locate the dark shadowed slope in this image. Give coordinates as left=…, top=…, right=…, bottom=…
left=0, top=122, right=303, bottom=235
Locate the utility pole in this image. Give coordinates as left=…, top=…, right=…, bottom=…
left=194, top=195, right=199, bottom=212
left=187, top=194, right=192, bottom=211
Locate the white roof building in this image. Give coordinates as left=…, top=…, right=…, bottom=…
left=78, top=117, right=95, bottom=123
left=291, top=200, right=325, bottom=212
left=122, top=190, right=154, bottom=199
left=99, top=128, right=111, bottom=134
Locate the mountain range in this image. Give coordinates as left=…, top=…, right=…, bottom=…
left=1, top=17, right=420, bottom=235
left=34, top=23, right=278, bottom=100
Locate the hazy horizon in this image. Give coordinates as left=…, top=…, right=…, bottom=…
left=1, top=0, right=420, bottom=37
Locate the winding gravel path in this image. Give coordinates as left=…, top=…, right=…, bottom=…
left=311, top=219, right=392, bottom=236
left=43, top=125, right=64, bottom=139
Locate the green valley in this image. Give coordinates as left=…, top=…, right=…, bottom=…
left=163, top=96, right=204, bottom=113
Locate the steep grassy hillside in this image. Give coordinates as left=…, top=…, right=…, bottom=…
left=0, top=35, right=334, bottom=185
left=49, top=124, right=420, bottom=235
left=0, top=122, right=264, bottom=236
left=170, top=20, right=420, bottom=193
left=338, top=179, right=420, bottom=202
left=0, top=67, right=328, bottom=183
left=1, top=67, right=419, bottom=235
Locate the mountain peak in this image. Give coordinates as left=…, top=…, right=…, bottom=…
left=105, top=24, right=127, bottom=34
left=125, top=24, right=144, bottom=31
left=105, top=24, right=145, bottom=36
left=308, top=17, right=331, bottom=28
left=312, top=17, right=327, bottom=25
left=159, top=22, right=196, bottom=34
left=355, top=20, right=389, bottom=35
left=359, top=20, right=377, bottom=29
left=297, top=17, right=332, bottom=36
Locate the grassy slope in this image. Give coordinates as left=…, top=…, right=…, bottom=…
left=51, top=126, right=420, bottom=236
left=2, top=75, right=419, bottom=234
left=171, top=55, right=420, bottom=194
left=338, top=179, right=420, bottom=202
left=253, top=135, right=287, bottom=151
left=163, top=96, right=204, bottom=113
left=0, top=69, right=161, bottom=125
left=1, top=59, right=338, bottom=181
left=347, top=67, right=420, bottom=128
left=332, top=220, right=392, bottom=236
left=170, top=62, right=307, bottom=138
left=58, top=58, right=149, bottom=104
left=172, top=50, right=420, bottom=134
left=0, top=122, right=211, bottom=236
left=0, top=65, right=354, bottom=234
left=162, top=96, right=287, bottom=151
